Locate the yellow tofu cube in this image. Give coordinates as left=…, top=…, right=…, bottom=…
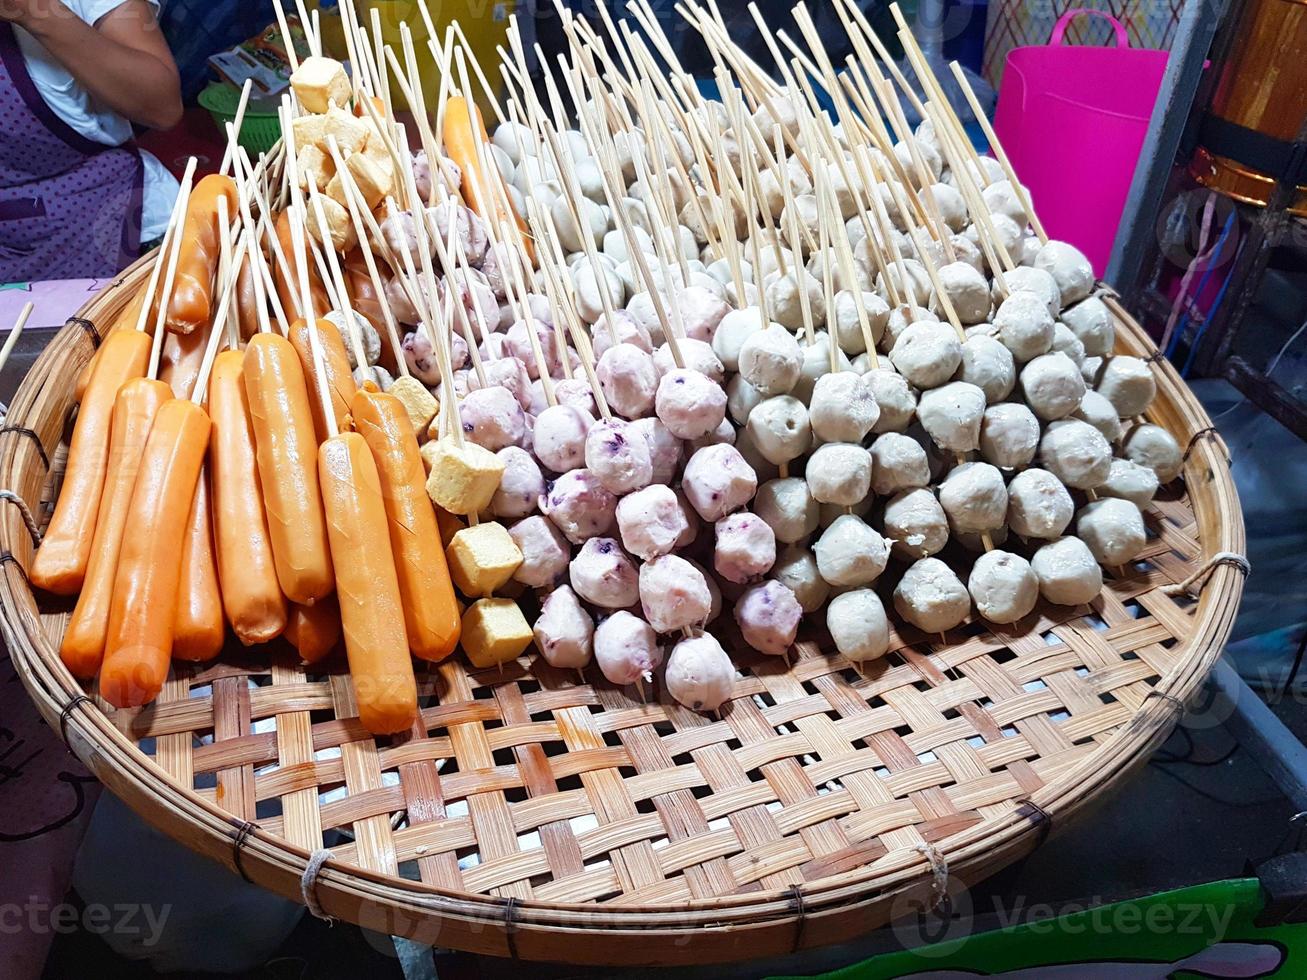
left=290, top=56, right=352, bottom=115
left=461, top=598, right=533, bottom=669
left=291, top=113, right=328, bottom=153
left=297, top=144, right=335, bottom=193
left=446, top=522, right=523, bottom=596
left=425, top=438, right=504, bottom=515
left=323, top=105, right=370, bottom=156
left=390, top=376, right=439, bottom=434
left=305, top=193, right=356, bottom=253
left=327, top=150, right=389, bottom=211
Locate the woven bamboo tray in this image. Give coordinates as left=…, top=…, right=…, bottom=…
left=0, top=255, right=1245, bottom=966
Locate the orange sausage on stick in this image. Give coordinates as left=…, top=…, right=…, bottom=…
left=442, top=93, right=533, bottom=262
left=166, top=174, right=238, bottom=334
left=273, top=211, right=329, bottom=321
left=30, top=330, right=152, bottom=595
left=58, top=377, right=171, bottom=677
left=285, top=597, right=342, bottom=664
left=172, top=473, right=224, bottom=662
left=352, top=389, right=461, bottom=661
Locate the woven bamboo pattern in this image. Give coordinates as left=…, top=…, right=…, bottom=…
left=0, top=259, right=1245, bottom=965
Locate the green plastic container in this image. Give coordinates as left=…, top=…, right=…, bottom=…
left=198, top=82, right=282, bottom=156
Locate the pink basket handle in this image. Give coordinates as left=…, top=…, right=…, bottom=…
left=1049, top=8, right=1131, bottom=48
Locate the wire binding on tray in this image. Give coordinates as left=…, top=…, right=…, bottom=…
left=0, top=550, right=29, bottom=584
left=1141, top=349, right=1168, bottom=365
left=301, top=849, right=335, bottom=924
left=1162, top=551, right=1250, bottom=598
left=914, top=843, right=949, bottom=912
left=1144, top=689, right=1186, bottom=714
left=65, top=317, right=100, bottom=349
left=786, top=885, right=808, bottom=953
left=503, top=896, right=520, bottom=959
left=1182, top=425, right=1227, bottom=464
left=1015, top=798, right=1053, bottom=847
left=230, top=820, right=258, bottom=883
left=0, top=426, right=50, bottom=471
left=58, top=693, right=93, bottom=745
left=0, top=489, right=43, bottom=546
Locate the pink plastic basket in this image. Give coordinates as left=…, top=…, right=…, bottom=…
left=993, top=9, right=1168, bottom=275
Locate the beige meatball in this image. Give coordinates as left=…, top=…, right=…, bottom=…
left=877, top=258, right=933, bottom=308
left=806, top=442, right=872, bottom=506
left=754, top=477, right=819, bottom=544
left=746, top=395, right=812, bottom=465
left=982, top=179, right=1029, bottom=227
left=810, top=371, right=880, bottom=443
left=1097, top=355, right=1156, bottom=417
left=884, top=304, right=939, bottom=352
left=1039, top=418, right=1112, bottom=489
left=1034, top=240, right=1095, bottom=307
left=894, top=557, right=971, bottom=633
left=918, top=382, right=987, bottom=453
left=1051, top=322, right=1086, bottom=366
left=995, top=266, right=1062, bottom=319
left=739, top=323, right=803, bottom=395
left=1020, top=351, right=1087, bottom=421
left=979, top=402, right=1041, bottom=469
left=1122, top=423, right=1183, bottom=483
left=870, top=432, right=931, bottom=495
left=814, top=514, right=890, bottom=587
left=713, top=306, right=764, bottom=371
left=773, top=545, right=830, bottom=613
left=891, top=320, right=963, bottom=390
left=827, top=589, right=891, bottom=662
left=766, top=270, right=827, bottom=332
left=1074, top=390, right=1124, bottom=443
left=833, top=290, right=889, bottom=355
left=938, top=260, right=992, bottom=325
left=1031, top=537, right=1103, bottom=605
left=883, top=487, right=949, bottom=557
left=1099, top=458, right=1160, bottom=507
left=1076, top=497, right=1147, bottom=566
left=867, top=367, right=918, bottom=433
left=665, top=634, right=736, bottom=713
left=968, top=550, right=1039, bottom=624
left=939, top=462, right=1008, bottom=534
left=1061, top=296, right=1115, bottom=357
left=793, top=332, right=852, bottom=403
left=993, top=290, right=1055, bottom=362
left=956, top=334, right=1016, bottom=403
left=1007, top=468, right=1074, bottom=539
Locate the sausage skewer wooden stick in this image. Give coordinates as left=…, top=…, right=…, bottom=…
left=771, top=129, right=819, bottom=346
left=219, top=79, right=254, bottom=177
left=813, top=149, right=879, bottom=369
left=306, top=180, right=370, bottom=373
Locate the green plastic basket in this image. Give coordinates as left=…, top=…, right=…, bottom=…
left=198, top=82, right=282, bottom=156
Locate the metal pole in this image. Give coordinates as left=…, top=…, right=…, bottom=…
left=1210, top=659, right=1307, bottom=814
left=1105, top=0, right=1223, bottom=295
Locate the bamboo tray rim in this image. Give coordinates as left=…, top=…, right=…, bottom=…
left=0, top=256, right=1247, bottom=961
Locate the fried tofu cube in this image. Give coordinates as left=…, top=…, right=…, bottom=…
left=461, top=598, right=533, bottom=669
left=361, top=130, right=397, bottom=184
left=297, top=144, right=335, bottom=193
left=446, top=523, right=523, bottom=596
left=327, top=150, right=389, bottom=211
left=323, top=105, right=370, bottom=156
left=391, top=375, right=439, bottom=434
left=290, top=56, right=352, bottom=115
left=291, top=113, right=328, bottom=152
left=424, top=438, right=504, bottom=515
left=305, top=193, right=356, bottom=253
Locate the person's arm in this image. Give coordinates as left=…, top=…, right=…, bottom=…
left=2, top=0, right=182, bottom=130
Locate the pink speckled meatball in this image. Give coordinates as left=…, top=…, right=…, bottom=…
left=540, top=469, right=617, bottom=544
left=591, top=310, right=653, bottom=359
left=597, top=343, right=658, bottom=419
left=508, top=516, right=570, bottom=588
left=491, top=447, right=544, bottom=519
left=533, top=585, right=594, bottom=670
left=467, top=355, right=532, bottom=411
left=682, top=444, right=758, bottom=522
left=404, top=329, right=467, bottom=383
left=734, top=580, right=802, bottom=656
left=639, top=555, right=714, bottom=633
left=615, top=484, right=689, bottom=560
left=459, top=385, right=525, bottom=452
left=504, top=317, right=562, bottom=380
left=713, top=512, right=777, bottom=584
left=652, top=339, right=725, bottom=383
left=585, top=418, right=654, bottom=495
left=656, top=369, right=728, bottom=440
left=630, top=417, right=683, bottom=485
left=569, top=537, right=639, bottom=609
left=594, top=611, right=662, bottom=685
left=534, top=404, right=593, bottom=474
left=429, top=199, right=489, bottom=266
left=678, top=284, right=730, bottom=343
left=554, top=378, right=597, bottom=415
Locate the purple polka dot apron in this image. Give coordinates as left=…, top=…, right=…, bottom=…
left=0, top=21, right=143, bottom=281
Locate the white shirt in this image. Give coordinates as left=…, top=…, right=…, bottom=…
left=14, top=0, right=178, bottom=241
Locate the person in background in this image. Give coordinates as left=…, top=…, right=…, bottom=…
left=0, top=1, right=183, bottom=282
